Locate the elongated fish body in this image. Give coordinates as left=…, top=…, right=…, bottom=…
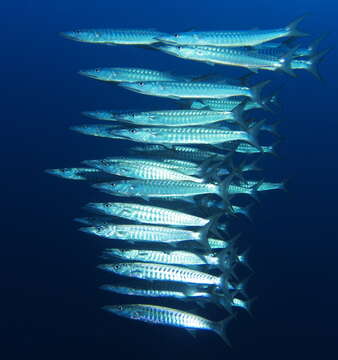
left=109, top=126, right=256, bottom=146
left=98, top=262, right=226, bottom=287
left=156, top=16, right=307, bottom=47
left=83, top=159, right=203, bottom=182
left=224, top=142, right=275, bottom=155
left=190, top=98, right=262, bottom=112
left=119, top=80, right=258, bottom=100
left=102, top=248, right=220, bottom=266
left=78, top=67, right=180, bottom=83
left=116, top=109, right=237, bottom=126
left=61, top=29, right=167, bottom=45
left=81, top=224, right=208, bottom=244
left=130, top=145, right=228, bottom=162
left=100, top=284, right=189, bottom=299
left=85, top=202, right=209, bottom=227
left=102, top=304, right=232, bottom=344
left=92, top=180, right=219, bottom=199
left=240, top=180, right=285, bottom=191
left=158, top=45, right=284, bottom=71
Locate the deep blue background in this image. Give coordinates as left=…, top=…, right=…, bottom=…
left=2, top=1, right=337, bottom=359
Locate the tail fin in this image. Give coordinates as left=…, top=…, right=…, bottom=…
left=246, top=119, right=265, bottom=151
left=237, top=247, right=252, bottom=271
left=236, top=203, right=254, bottom=222
left=232, top=296, right=257, bottom=317
left=232, top=275, right=253, bottom=298
left=306, top=33, right=329, bottom=56
left=250, top=80, right=270, bottom=108
left=230, top=101, right=246, bottom=128
left=213, top=316, right=234, bottom=346
left=305, top=47, right=331, bottom=80
left=286, top=15, right=309, bottom=38
left=261, top=120, right=281, bottom=137
left=248, top=179, right=264, bottom=201
left=218, top=174, right=235, bottom=212
left=242, top=158, right=262, bottom=173
left=279, top=46, right=300, bottom=77
left=206, top=212, right=225, bottom=239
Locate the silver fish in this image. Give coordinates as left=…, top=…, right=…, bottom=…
left=84, top=202, right=210, bottom=227
left=114, top=108, right=243, bottom=126
left=157, top=44, right=297, bottom=75
left=155, top=16, right=307, bottom=47
left=98, top=262, right=231, bottom=290
left=107, top=122, right=263, bottom=148
left=78, top=67, right=181, bottom=83
left=83, top=159, right=203, bottom=182
left=61, top=28, right=167, bottom=45
left=81, top=223, right=224, bottom=249
left=102, top=304, right=232, bottom=344
left=119, top=80, right=269, bottom=103
left=102, top=248, right=235, bottom=271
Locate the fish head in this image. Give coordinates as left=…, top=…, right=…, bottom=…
left=78, top=68, right=119, bottom=81
left=110, top=127, right=157, bottom=142
left=102, top=304, right=144, bottom=320
left=60, top=29, right=109, bottom=43
left=84, top=202, right=113, bottom=215
left=82, top=111, right=117, bottom=121
left=118, top=81, right=160, bottom=95
left=157, top=44, right=196, bottom=58
left=156, top=32, right=201, bottom=45
left=70, top=124, right=106, bottom=137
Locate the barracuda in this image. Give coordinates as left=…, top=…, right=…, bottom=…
left=91, top=179, right=233, bottom=206
left=98, top=262, right=233, bottom=290
left=157, top=45, right=297, bottom=75
left=84, top=202, right=210, bottom=227
left=61, top=28, right=167, bottom=45
left=80, top=223, right=222, bottom=248
left=107, top=122, right=263, bottom=148
left=102, top=304, right=232, bottom=344
left=155, top=16, right=307, bottom=47
left=83, top=159, right=203, bottom=182
left=119, top=80, right=269, bottom=103
left=102, top=247, right=235, bottom=271
left=78, top=67, right=181, bottom=83
left=115, top=108, right=243, bottom=126
left=238, top=180, right=286, bottom=192
left=130, top=144, right=230, bottom=162
left=101, top=284, right=251, bottom=314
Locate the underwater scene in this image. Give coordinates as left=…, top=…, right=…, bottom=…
left=2, top=1, right=338, bottom=359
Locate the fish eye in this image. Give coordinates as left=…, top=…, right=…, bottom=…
left=104, top=203, right=111, bottom=207
left=118, top=305, right=123, bottom=311
left=138, top=82, right=144, bottom=86
left=113, top=264, right=121, bottom=270
left=129, top=128, right=137, bottom=133
left=75, top=30, right=80, bottom=34
left=174, top=34, right=179, bottom=38
left=178, top=46, right=183, bottom=50
left=95, top=68, right=100, bottom=72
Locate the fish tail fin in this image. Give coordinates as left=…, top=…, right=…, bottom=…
left=243, top=157, right=262, bottom=173
left=307, top=33, right=329, bottom=56
left=279, top=46, right=300, bottom=77
left=206, top=212, right=225, bottom=239
left=250, top=80, right=270, bottom=108
left=219, top=174, right=235, bottom=212
left=306, top=47, right=331, bottom=81
left=246, top=119, right=265, bottom=151
left=235, top=274, right=253, bottom=298
left=270, top=139, right=282, bottom=157
left=234, top=296, right=258, bottom=317
left=249, top=179, right=263, bottom=202
left=237, top=247, right=253, bottom=271
left=214, top=316, right=234, bottom=346
left=231, top=101, right=246, bottom=128
left=240, top=203, right=254, bottom=222
left=286, top=15, right=309, bottom=38
left=279, top=178, right=288, bottom=192
left=262, top=120, right=281, bottom=137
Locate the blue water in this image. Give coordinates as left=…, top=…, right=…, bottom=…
left=2, top=1, right=338, bottom=358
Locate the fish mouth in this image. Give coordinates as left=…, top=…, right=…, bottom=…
left=78, top=70, right=98, bottom=79
left=59, top=32, right=84, bottom=42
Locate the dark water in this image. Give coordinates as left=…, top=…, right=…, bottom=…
left=2, top=1, right=338, bottom=359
